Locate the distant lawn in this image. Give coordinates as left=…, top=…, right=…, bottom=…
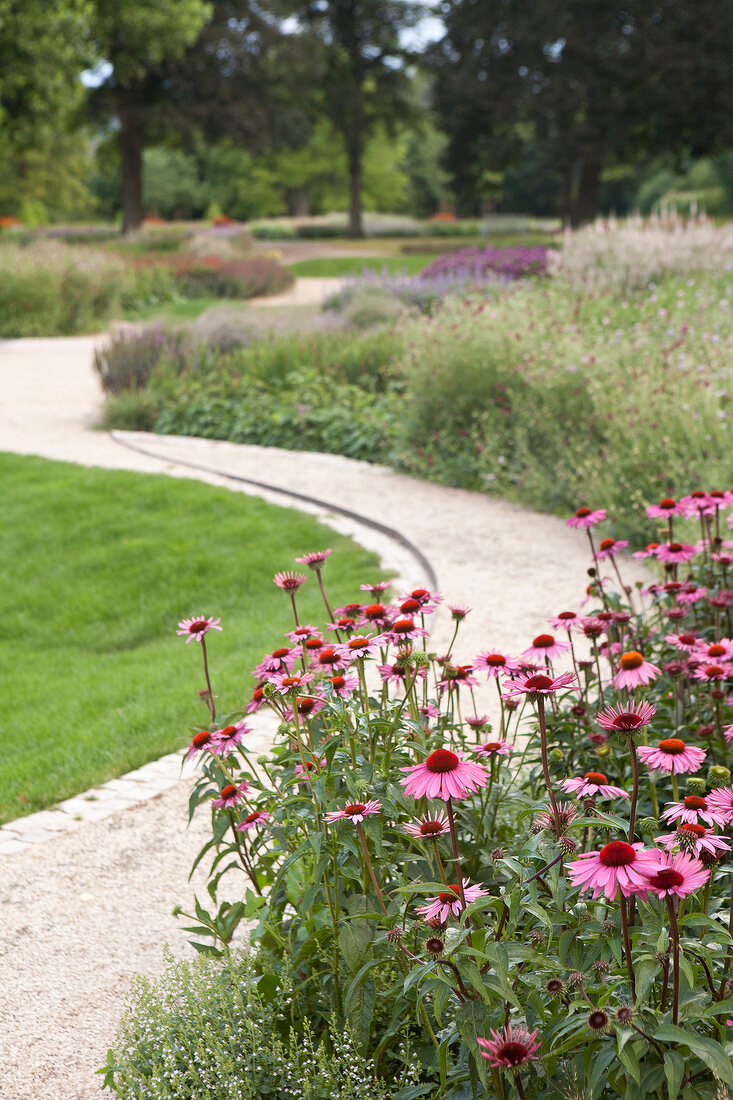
left=0, top=453, right=379, bottom=823
left=121, top=297, right=223, bottom=322
left=287, top=255, right=439, bottom=277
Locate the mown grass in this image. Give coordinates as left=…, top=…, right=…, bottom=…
left=287, top=255, right=438, bottom=277
left=121, top=297, right=224, bottom=322
left=0, top=453, right=379, bottom=823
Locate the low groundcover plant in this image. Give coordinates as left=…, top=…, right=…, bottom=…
left=109, top=490, right=733, bottom=1098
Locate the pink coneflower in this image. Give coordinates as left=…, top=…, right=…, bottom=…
left=326, top=673, right=359, bottom=697
left=596, top=537, right=630, bottom=559
left=655, top=823, right=731, bottom=857
left=416, top=881, right=488, bottom=922
left=237, top=810, right=271, bottom=832
left=522, top=633, right=570, bottom=662
left=400, top=748, right=488, bottom=801
left=706, top=786, right=733, bottom=823
left=254, top=646, right=296, bottom=677
left=339, top=635, right=383, bottom=660
left=534, top=802, right=578, bottom=833
left=324, top=799, right=382, bottom=824
left=358, top=603, right=395, bottom=629
left=271, top=671, right=315, bottom=694
left=660, top=795, right=728, bottom=828
left=561, top=772, right=629, bottom=799
left=549, top=610, right=584, bottom=632
left=212, top=781, right=249, bottom=809
left=655, top=542, right=698, bottom=564
left=634, top=542, right=660, bottom=559
left=290, top=695, right=326, bottom=720
left=465, top=714, right=491, bottom=730
left=386, top=618, right=428, bottom=642
left=437, top=665, right=480, bottom=694
left=176, top=616, right=222, bottom=643
left=246, top=684, right=267, bottom=714
left=680, top=491, right=717, bottom=517
left=666, top=632, right=700, bottom=653
left=359, top=580, right=392, bottom=595
left=403, top=586, right=442, bottom=608
left=212, top=721, right=250, bottom=755
left=697, top=639, right=733, bottom=662
left=273, top=571, right=307, bottom=591
left=473, top=739, right=513, bottom=758
left=567, top=841, right=660, bottom=900
left=641, top=851, right=709, bottom=898
left=294, top=756, right=327, bottom=777
left=613, top=651, right=661, bottom=690
left=419, top=703, right=440, bottom=720
left=448, top=604, right=472, bottom=621
left=637, top=739, right=706, bottom=775
left=476, top=1023, right=541, bottom=1070
left=310, top=645, right=350, bottom=672
left=646, top=498, right=685, bottom=519
left=596, top=700, right=656, bottom=732
left=474, top=650, right=521, bottom=678
left=294, top=549, right=332, bottom=570
left=287, top=624, right=321, bottom=643
left=503, top=671, right=576, bottom=698
left=566, top=507, right=606, bottom=528
left=693, top=663, right=732, bottom=684
left=404, top=811, right=450, bottom=838
left=677, top=586, right=706, bottom=606
left=186, top=730, right=215, bottom=760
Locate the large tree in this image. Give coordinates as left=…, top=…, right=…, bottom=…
left=89, top=0, right=211, bottom=232
left=432, top=1, right=733, bottom=226
left=290, top=0, right=424, bottom=237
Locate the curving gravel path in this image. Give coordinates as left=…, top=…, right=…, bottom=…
left=0, top=334, right=653, bottom=1099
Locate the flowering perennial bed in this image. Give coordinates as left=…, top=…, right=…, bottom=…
left=121, top=491, right=733, bottom=1098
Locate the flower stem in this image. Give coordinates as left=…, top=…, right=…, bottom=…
left=357, top=823, right=388, bottom=917
left=200, top=636, right=216, bottom=721
left=536, top=696, right=561, bottom=836
left=718, top=874, right=733, bottom=998
left=627, top=740, right=640, bottom=842
left=619, top=895, right=637, bottom=1002
left=666, top=895, right=681, bottom=1024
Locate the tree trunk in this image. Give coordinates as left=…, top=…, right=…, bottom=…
left=559, top=166, right=573, bottom=229
left=571, top=160, right=602, bottom=228
left=120, top=102, right=144, bottom=235
left=347, top=141, right=364, bottom=239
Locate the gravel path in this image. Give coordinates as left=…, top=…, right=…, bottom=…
left=0, top=335, right=653, bottom=1099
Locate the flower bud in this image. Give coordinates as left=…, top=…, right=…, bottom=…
left=386, top=927, right=403, bottom=944
left=616, top=1005, right=634, bottom=1025
left=595, top=743, right=612, bottom=758
left=568, top=971, right=585, bottom=988
left=637, top=817, right=658, bottom=836
left=709, top=765, right=731, bottom=786
left=558, top=835, right=578, bottom=856
left=491, top=847, right=506, bottom=862
left=549, top=747, right=564, bottom=762
left=529, top=929, right=545, bottom=946
left=686, top=776, right=707, bottom=795
left=695, top=724, right=714, bottom=739
left=571, top=703, right=587, bottom=718
left=592, top=960, right=610, bottom=982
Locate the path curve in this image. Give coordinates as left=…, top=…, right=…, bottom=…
left=0, top=335, right=653, bottom=1099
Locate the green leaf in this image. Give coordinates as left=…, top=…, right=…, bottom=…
left=663, top=1050, right=685, bottom=1100
left=655, top=1024, right=733, bottom=1088
left=616, top=1037, right=640, bottom=1087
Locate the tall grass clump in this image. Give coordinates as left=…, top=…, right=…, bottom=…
left=396, top=273, right=732, bottom=539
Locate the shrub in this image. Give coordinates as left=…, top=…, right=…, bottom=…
left=250, top=224, right=297, bottom=240
left=102, top=950, right=419, bottom=1099
left=419, top=244, right=548, bottom=281
left=171, top=256, right=293, bottom=299
left=189, top=305, right=255, bottom=352
left=94, top=326, right=190, bottom=395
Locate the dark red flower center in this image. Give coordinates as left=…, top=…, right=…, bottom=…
left=649, top=868, right=684, bottom=890
left=426, top=749, right=460, bottom=773
left=708, top=644, right=727, bottom=657
left=690, top=491, right=706, bottom=499
left=220, top=784, right=238, bottom=800
left=696, top=724, right=714, bottom=737
left=532, top=633, right=555, bottom=648
left=705, top=665, right=725, bottom=677
left=364, top=603, right=386, bottom=619
left=596, top=611, right=614, bottom=622
left=343, top=604, right=361, bottom=613
left=711, top=490, right=725, bottom=499
left=584, top=772, right=608, bottom=784
left=558, top=611, right=576, bottom=620
left=272, top=647, right=290, bottom=659
left=684, top=796, right=707, bottom=810
left=338, top=617, right=355, bottom=628
left=611, top=711, right=642, bottom=730
left=575, top=507, right=591, bottom=517
left=438, top=885, right=460, bottom=903
left=620, top=651, right=644, bottom=670
left=420, top=821, right=444, bottom=836
left=345, top=803, right=366, bottom=815
left=599, top=538, right=615, bottom=551
left=496, top=1041, right=530, bottom=1066
left=679, top=634, right=697, bottom=645
left=664, top=581, right=682, bottom=591
left=524, top=674, right=553, bottom=690
left=485, top=653, right=507, bottom=666
left=330, top=675, right=346, bottom=689
left=411, top=588, right=428, bottom=600
left=646, top=543, right=659, bottom=552
left=658, top=738, right=686, bottom=755
left=319, top=647, right=339, bottom=664
left=393, top=618, right=415, bottom=634
left=281, top=676, right=301, bottom=687
left=297, top=696, right=317, bottom=713
left=348, top=636, right=370, bottom=650
left=244, top=811, right=260, bottom=824
left=401, top=598, right=421, bottom=613
left=660, top=498, right=676, bottom=509
left=668, top=542, right=683, bottom=552
left=680, top=823, right=706, bottom=837
left=192, top=731, right=211, bottom=748
left=189, top=620, right=209, bottom=632
left=218, top=725, right=237, bottom=739
left=252, top=687, right=264, bottom=702
left=483, top=742, right=502, bottom=752
left=599, top=841, right=636, bottom=867
left=305, top=638, right=323, bottom=651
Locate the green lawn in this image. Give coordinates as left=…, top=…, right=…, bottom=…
left=121, top=297, right=224, bottom=322
left=0, top=453, right=379, bottom=823
left=287, top=254, right=439, bottom=277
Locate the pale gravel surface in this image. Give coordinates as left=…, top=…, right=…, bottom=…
left=0, top=331, right=654, bottom=1099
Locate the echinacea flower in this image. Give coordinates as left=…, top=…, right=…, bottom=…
left=473, top=739, right=513, bottom=758
left=294, top=549, right=332, bottom=570
left=566, top=507, right=607, bottom=529
left=697, top=638, right=733, bottom=661
left=386, top=618, right=428, bottom=642
left=693, top=663, right=732, bottom=683
left=437, top=665, right=479, bottom=694
left=177, top=616, right=222, bottom=643
left=310, top=645, right=350, bottom=671
left=286, top=695, right=327, bottom=721
left=705, top=786, right=733, bottom=823
left=212, top=721, right=250, bottom=755
left=596, top=700, right=656, bottom=732
left=613, top=651, right=661, bottom=690
left=549, top=610, right=584, bottom=632
left=400, top=749, right=488, bottom=801
left=359, top=580, right=392, bottom=594
left=448, top=603, right=472, bottom=621
left=637, top=739, right=706, bottom=775
left=254, top=646, right=296, bottom=677
left=237, top=810, right=271, bottom=832
left=474, top=650, right=521, bottom=677
left=640, top=851, right=709, bottom=898
left=338, top=635, right=383, bottom=660
left=646, top=498, right=685, bottom=519
left=402, top=586, right=442, bottom=608
left=294, top=756, right=327, bottom=778
left=186, top=730, right=215, bottom=760
left=212, top=781, right=249, bottom=809
left=634, top=542, right=660, bottom=559
left=522, top=633, right=569, bottom=662
left=326, top=673, right=359, bottom=697
left=404, top=811, right=450, bottom=838
left=567, top=841, right=660, bottom=900
left=561, top=772, right=629, bottom=799
left=416, top=881, right=487, bottom=922
left=324, top=800, right=382, bottom=824
left=666, top=632, right=700, bottom=653
left=596, top=537, right=630, bottom=559
left=655, top=542, right=698, bottom=564
left=476, top=1023, right=541, bottom=1070
left=660, top=795, right=728, bottom=828
left=273, top=571, right=307, bottom=591
left=655, top=824, right=731, bottom=857
left=503, top=671, right=576, bottom=698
